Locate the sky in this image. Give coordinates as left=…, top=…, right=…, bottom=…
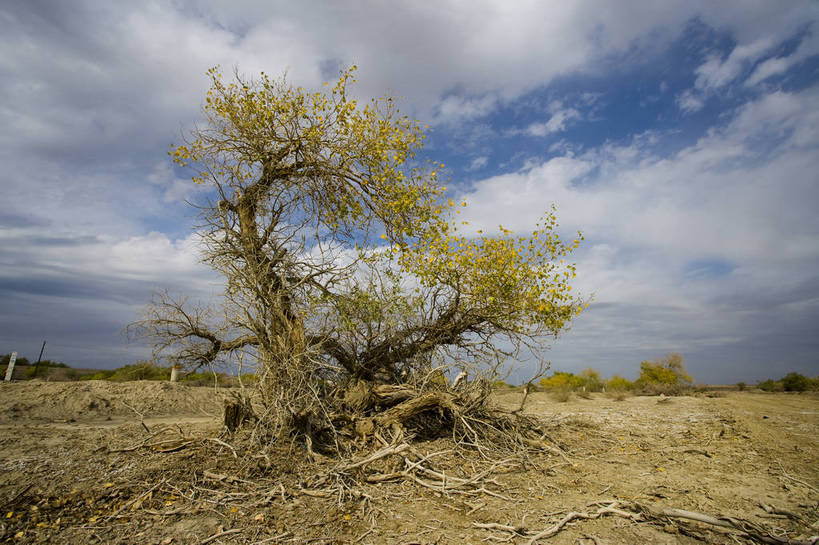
left=1, top=1, right=818, bottom=384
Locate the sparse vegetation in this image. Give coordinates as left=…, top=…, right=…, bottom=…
left=757, top=372, right=819, bottom=393
left=782, top=371, right=811, bottom=392
left=549, top=387, right=572, bottom=402
left=634, top=353, right=693, bottom=395
left=605, top=374, right=634, bottom=392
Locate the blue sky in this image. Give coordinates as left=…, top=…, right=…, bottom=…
left=1, top=1, right=818, bottom=383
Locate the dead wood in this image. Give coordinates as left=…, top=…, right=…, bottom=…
left=470, top=501, right=819, bottom=545
left=638, top=503, right=817, bottom=545
left=374, top=390, right=457, bottom=427
left=224, top=396, right=255, bottom=432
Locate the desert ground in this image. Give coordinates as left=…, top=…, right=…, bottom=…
left=0, top=381, right=816, bottom=544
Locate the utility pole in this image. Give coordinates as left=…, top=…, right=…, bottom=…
left=33, top=341, right=47, bottom=378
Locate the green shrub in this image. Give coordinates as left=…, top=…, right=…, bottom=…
left=22, top=359, right=70, bottom=378
left=1, top=353, right=31, bottom=366
left=781, top=372, right=810, bottom=392
left=757, top=379, right=782, bottom=392
left=736, top=382, right=746, bottom=391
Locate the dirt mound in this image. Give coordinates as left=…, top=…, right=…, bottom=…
left=0, top=381, right=232, bottom=422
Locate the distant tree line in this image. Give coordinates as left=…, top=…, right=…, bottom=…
left=756, top=372, right=819, bottom=392
left=530, top=353, right=693, bottom=396
left=493, top=353, right=818, bottom=397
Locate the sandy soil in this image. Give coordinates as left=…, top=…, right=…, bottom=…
left=0, top=381, right=816, bottom=544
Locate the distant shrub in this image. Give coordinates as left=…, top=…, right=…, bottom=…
left=757, top=379, right=783, bottom=392
left=736, top=382, right=746, bottom=391
left=550, top=388, right=571, bottom=402
left=606, top=374, right=634, bottom=391
left=576, top=390, right=592, bottom=399
left=23, top=359, right=70, bottom=378
left=82, top=370, right=115, bottom=381
left=492, top=380, right=514, bottom=389
left=539, top=372, right=584, bottom=391
left=81, top=362, right=169, bottom=382
left=635, top=353, right=693, bottom=395
left=579, top=367, right=604, bottom=392
left=608, top=391, right=629, bottom=401
left=781, top=372, right=811, bottom=392
left=638, top=382, right=689, bottom=396
left=1, top=353, right=31, bottom=366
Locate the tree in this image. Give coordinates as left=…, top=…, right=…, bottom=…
left=635, top=353, right=693, bottom=390
left=133, top=67, right=585, bottom=448
left=579, top=367, right=604, bottom=392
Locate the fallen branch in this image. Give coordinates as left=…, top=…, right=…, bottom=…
left=470, top=501, right=818, bottom=545
left=201, top=528, right=242, bottom=544
left=639, top=503, right=817, bottom=545
left=526, top=503, right=639, bottom=544
left=777, top=462, right=819, bottom=494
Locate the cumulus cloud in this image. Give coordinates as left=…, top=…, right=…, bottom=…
left=460, top=86, right=819, bottom=381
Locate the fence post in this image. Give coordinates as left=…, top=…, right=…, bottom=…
left=4, top=352, right=18, bottom=382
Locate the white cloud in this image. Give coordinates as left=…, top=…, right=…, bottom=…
left=694, top=38, right=775, bottom=91
left=467, top=156, right=489, bottom=171
left=459, top=87, right=819, bottom=380
left=522, top=106, right=582, bottom=136
left=746, top=30, right=819, bottom=86
left=433, top=94, right=498, bottom=124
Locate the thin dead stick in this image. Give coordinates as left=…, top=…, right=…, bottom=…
left=353, top=529, right=375, bottom=543
left=473, top=522, right=527, bottom=534
left=106, top=479, right=166, bottom=520
left=108, top=426, right=176, bottom=452
left=251, top=533, right=293, bottom=544
left=202, top=471, right=254, bottom=485
left=201, top=528, right=242, bottom=544
left=777, top=461, right=819, bottom=493
left=340, top=443, right=409, bottom=471
left=759, top=502, right=801, bottom=520
left=205, top=437, right=238, bottom=459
